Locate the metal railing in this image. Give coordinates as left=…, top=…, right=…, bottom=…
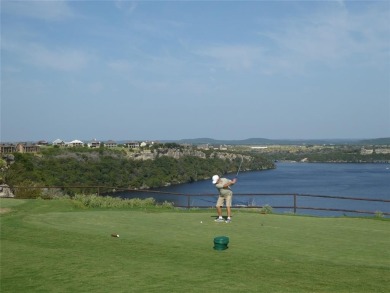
left=10, top=186, right=390, bottom=216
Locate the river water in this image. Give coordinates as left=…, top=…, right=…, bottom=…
left=117, top=163, right=390, bottom=217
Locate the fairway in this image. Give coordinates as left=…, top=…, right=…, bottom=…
left=1, top=199, right=389, bottom=293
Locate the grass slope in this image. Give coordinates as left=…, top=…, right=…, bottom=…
left=1, top=199, right=389, bottom=293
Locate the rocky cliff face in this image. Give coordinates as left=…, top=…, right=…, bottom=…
left=129, top=148, right=250, bottom=163
left=0, top=184, right=14, bottom=198
left=128, top=148, right=205, bottom=160
left=158, top=148, right=207, bottom=159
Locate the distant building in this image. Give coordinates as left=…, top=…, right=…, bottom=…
left=37, top=140, right=49, bottom=146
left=88, top=139, right=101, bottom=148
left=0, top=143, right=39, bottom=154
left=360, top=148, right=374, bottom=155
left=16, top=143, right=40, bottom=153
left=104, top=140, right=117, bottom=148
left=52, top=139, right=66, bottom=147
left=375, top=148, right=390, bottom=154
left=124, top=141, right=140, bottom=149
left=67, top=140, right=84, bottom=147
left=197, top=144, right=210, bottom=150
left=0, top=144, right=16, bottom=154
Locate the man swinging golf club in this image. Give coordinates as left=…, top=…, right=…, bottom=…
left=212, top=175, right=237, bottom=223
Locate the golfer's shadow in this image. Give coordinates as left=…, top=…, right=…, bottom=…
left=210, top=215, right=227, bottom=220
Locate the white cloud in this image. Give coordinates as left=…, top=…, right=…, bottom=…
left=191, top=5, right=389, bottom=76
left=2, top=0, right=74, bottom=21
left=261, top=5, right=389, bottom=69
left=28, top=44, right=89, bottom=71
left=3, top=40, right=89, bottom=71
left=336, top=0, right=346, bottom=8
left=107, top=59, right=134, bottom=72
left=195, top=45, right=264, bottom=71
left=114, top=0, right=138, bottom=15
left=87, top=82, right=104, bottom=95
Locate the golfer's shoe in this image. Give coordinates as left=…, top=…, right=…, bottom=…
left=214, top=218, right=225, bottom=223
left=225, top=219, right=232, bottom=223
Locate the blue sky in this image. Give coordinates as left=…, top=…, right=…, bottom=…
left=1, top=0, right=389, bottom=142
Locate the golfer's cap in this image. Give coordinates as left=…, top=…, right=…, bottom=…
left=212, top=175, right=220, bottom=184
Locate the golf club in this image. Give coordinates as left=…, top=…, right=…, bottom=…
left=235, top=156, right=244, bottom=178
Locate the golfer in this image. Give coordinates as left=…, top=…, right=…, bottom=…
left=212, top=175, right=237, bottom=223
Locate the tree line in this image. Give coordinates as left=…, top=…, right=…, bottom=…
left=3, top=146, right=274, bottom=197
left=252, top=145, right=390, bottom=163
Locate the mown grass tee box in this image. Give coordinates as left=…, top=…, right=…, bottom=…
left=1, top=198, right=389, bottom=293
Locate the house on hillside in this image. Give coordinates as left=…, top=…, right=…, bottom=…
left=124, top=141, right=140, bottom=149
left=375, top=148, right=390, bottom=154
left=104, top=140, right=117, bottom=148
left=67, top=140, right=84, bottom=147
left=0, top=144, right=16, bottom=154
left=88, top=139, right=101, bottom=148
left=52, top=139, right=66, bottom=147
left=219, top=145, right=228, bottom=151
left=360, top=148, right=374, bottom=155
left=139, top=141, right=156, bottom=148
left=16, top=143, right=40, bottom=153
left=37, top=140, right=49, bottom=146
left=197, top=144, right=210, bottom=150
left=0, top=143, right=40, bottom=153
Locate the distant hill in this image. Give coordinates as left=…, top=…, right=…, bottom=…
left=68, top=137, right=389, bottom=146
left=169, top=137, right=390, bottom=146
left=173, top=137, right=274, bottom=145
left=358, top=137, right=390, bottom=145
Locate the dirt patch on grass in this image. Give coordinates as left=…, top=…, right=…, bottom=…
left=0, top=208, right=12, bottom=214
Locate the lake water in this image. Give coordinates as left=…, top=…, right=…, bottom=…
left=118, top=163, right=390, bottom=217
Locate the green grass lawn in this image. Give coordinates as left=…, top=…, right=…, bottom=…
left=1, top=198, right=389, bottom=293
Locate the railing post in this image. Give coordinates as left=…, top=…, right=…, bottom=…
left=98, top=186, right=100, bottom=196
left=294, top=194, right=297, bottom=214
left=187, top=194, right=190, bottom=209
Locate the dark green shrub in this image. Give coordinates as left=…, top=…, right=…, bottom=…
left=14, top=180, right=42, bottom=199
